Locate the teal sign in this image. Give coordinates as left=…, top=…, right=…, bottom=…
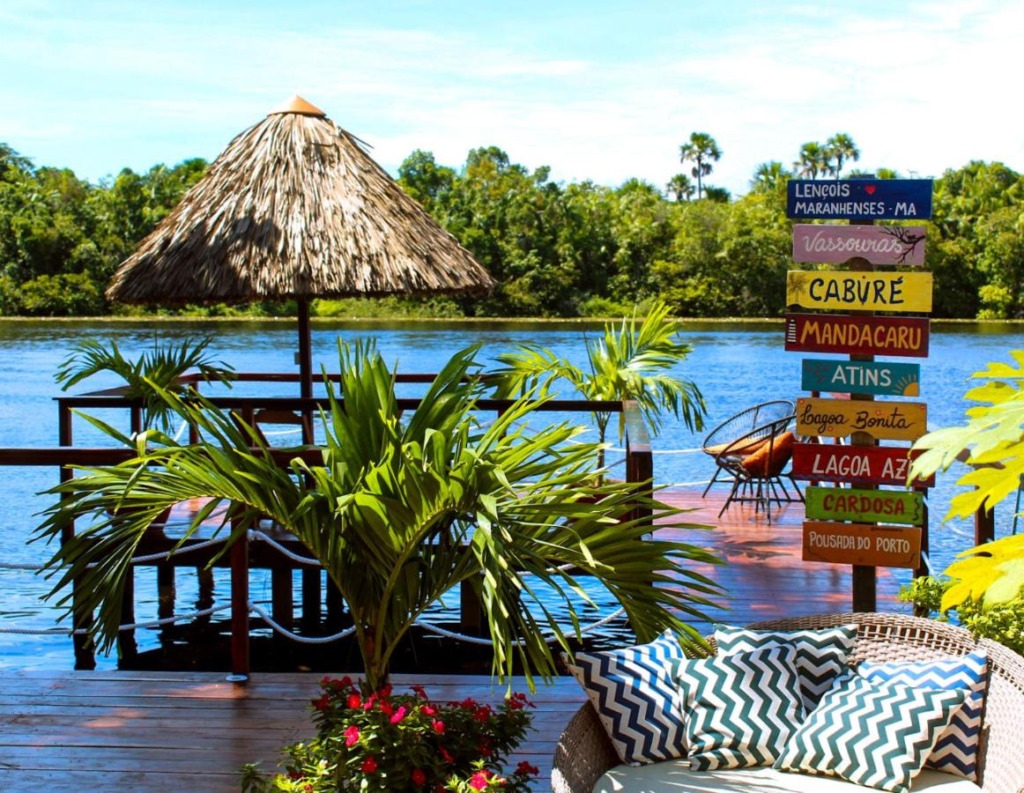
left=802, top=359, right=920, bottom=397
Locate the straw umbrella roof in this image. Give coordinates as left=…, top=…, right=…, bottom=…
left=107, top=96, right=495, bottom=304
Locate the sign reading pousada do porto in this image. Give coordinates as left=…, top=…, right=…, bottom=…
left=804, top=486, right=924, bottom=526
left=787, top=271, right=933, bottom=313
left=793, top=224, right=927, bottom=266
left=787, top=179, right=934, bottom=221
left=803, top=521, right=922, bottom=568
left=802, top=359, right=921, bottom=397
left=785, top=313, right=929, bottom=357
left=796, top=397, right=927, bottom=442
left=791, top=443, right=933, bottom=487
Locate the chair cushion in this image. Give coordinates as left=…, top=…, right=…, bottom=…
left=774, top=673, right=966, bottom=793
left=714, top=623, right=856, bottom=711
left=675, top=645, right=805, bottom=770
left=568, top=631, right=687, bottom=765
left=741, top=431, right=795, bottom=476
left=592, top=763, right=981, bottom=792
left=707, top=438, right=765, bottom=457
left=858, top=650, right=988, bottom=782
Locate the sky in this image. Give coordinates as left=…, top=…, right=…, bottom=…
left=2, top=0, right=1022, bottom=196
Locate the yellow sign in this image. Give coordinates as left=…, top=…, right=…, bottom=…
left=796, top=397, right=927, bottom=442
left=787, top=271, right=933, bottom=313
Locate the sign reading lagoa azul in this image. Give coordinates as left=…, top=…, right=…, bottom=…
left=796, top=397, right=927, bottom=442
left=792, top=224, right=926, bottom=266
left=791, top=443, right=933, bottom=487
left=802, top=359, right=921, bottom=397
left=787, top=271, right=933, bottom=313
left=787, top=178, right=934, bottom=220
left=804, top=486, right=924, bottom=526
left=785, top=313, right=929, bottom=357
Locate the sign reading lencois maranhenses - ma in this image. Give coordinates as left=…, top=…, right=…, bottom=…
left=803, top=521, right=922, bottom=569
left=787, top=271, right=933, bottom=313
left=802, top=359, right=921, bottom=397
left=796, top=397, right=927, bottom=442
left=804, top=486, right=925, bottom=526
left=792, top=224, right=926, bottom=266
left=787, top=179, right=934, bottom=221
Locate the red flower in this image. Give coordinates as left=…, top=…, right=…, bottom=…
left=469, top=769, right=493, bottom=790
left=344, top=725, right=360, bottom=746
left=312, top=694, right=330, bottom=711
left=410, top=684, right=428, bottom=699
left=419, top=704, right=437, bottom=717
left=439, top=745, right=454, bottom=763
left=379, top=699, right=395, bottom=717
left=347, top=693, right=362, bottom=709
left=361, top=756, right=378, bottom=774
left=431, top=718, right=445, bottom=734
left=411, top=768, right=427, bottom=786
left=389, top=705, right=407, bottom=724
left=516, top=761, right=539, bottom=776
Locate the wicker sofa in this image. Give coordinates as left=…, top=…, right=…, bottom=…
left=551, top=613, right=1024, bottom=793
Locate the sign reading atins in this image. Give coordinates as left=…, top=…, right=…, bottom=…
left=801, top=359, right=921, bottom=397
left=787, top=179, right=934, bottom=221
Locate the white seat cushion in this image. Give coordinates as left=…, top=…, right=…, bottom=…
left=592, top=763, right=981, bottom=792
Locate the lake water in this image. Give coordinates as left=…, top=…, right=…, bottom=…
left=0, top=318, right=1019, bottom=669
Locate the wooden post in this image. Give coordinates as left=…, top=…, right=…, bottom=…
left=229, top=522, right=250, bottom=680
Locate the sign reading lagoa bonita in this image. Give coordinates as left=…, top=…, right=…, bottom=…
left=787, top=178, right=934, bottom=220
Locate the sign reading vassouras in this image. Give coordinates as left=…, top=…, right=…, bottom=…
left=792, top=224, right=927, bottom=266
left=786, top=179, right=934, bottom=221
left=803, top=521, right=922, bottom=569
left=796, top=397, right=926, bottom=441
left=791, top=443, right=933, bottom=487
left=801, top=359, right=921, bottom=397
left=804, top=486, right=924, bottom=526
left=785, top=313, right=929, bottom=357
left=787, top=271, right=933, bottom=313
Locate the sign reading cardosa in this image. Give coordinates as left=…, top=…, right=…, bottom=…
left=791, top=443, right=933, bottom=487
left=803, top=521, right=922, bottom=569
left=796, top=397, right=927, bottom=442
left=787, top=271, right=933, bottom=313
left=785, top=314, right=929, bottom=358
left=787, top=179, right=934, bottom=221
left=804, top=486, right=924, bottom=526
left=792, top=224, right=926, bottom=266
left=801, top=359, right=921, bottom=397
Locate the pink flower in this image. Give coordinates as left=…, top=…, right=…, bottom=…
left=344, top=725, right=360, bottom=746
left=411, top=768, right=427, bottom=786
left=361, top=756, right=378, bottom=774
left=469, top=769, right=492, bottom=790
left=431, top=718, right=445, bottom=734
left=389, top=705, right=407, bottom=724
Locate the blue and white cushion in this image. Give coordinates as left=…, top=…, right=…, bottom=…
left=714, top=624, right=856, bottom=712
left=569, top=631, right=687, bottom=765
left=859, top=650, right=988, bottom=781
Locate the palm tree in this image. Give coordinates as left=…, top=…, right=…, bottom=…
left=665, top=173, right=695, bottom=202
left=825, top=133, right=860, bottom=179
left=750, top=161, right=791, bottom=194
left=679, top=133, right=722, bottom=200
left=35, top=342, right=720, bottom=689
left=795, top=142, right=830, bottom=179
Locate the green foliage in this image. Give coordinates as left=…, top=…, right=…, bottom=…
left=679, top=133, right=722, bottom=200
left=35, top=342, right=721, bottom=690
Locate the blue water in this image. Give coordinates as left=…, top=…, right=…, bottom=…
left=0, top=318, right=1020, bottom=669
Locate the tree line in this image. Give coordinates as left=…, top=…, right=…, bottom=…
left=1, top=138, right=1022, bottom=319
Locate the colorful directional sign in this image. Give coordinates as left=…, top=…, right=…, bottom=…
left=785, top=313, right=929, bottom=358
left=796, top=397, right=927, bottom=442
left=791, top=443, right=933, bottom=487
left=804, top=486, right=925, bottom=526
left=787, top=271, right=933, bottom=313
left=803, top=521, right=922, bottom=568
left=787, top=179, right=934, bottom=221
left=802, top=359, right=921, bottom=397
left=792, top=224, right=926, bottom=266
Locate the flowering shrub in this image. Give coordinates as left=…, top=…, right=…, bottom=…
left=241, top=677, right=539, bottom=792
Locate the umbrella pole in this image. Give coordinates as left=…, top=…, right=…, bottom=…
left=297, top=299, right=314, bottom=444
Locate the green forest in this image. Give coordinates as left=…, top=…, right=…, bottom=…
left=1, top=135, right=1022, bottom=320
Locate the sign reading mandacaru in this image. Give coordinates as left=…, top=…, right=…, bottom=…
left=796, top=397, right=927, bottom=442
left=791, top=443, right=934, bottom=487
left=804, top=486, right=924, bottom=526
left=802, top=359, right=921, bottom=397
left=792, top=224, right=926, bottom=266
left=803, top=521, right=922, bottom=569
left=785, top=313, right=929, bottom=358
left=787, top=179, right=934, bottom=221
left=787, top=270, right=933, bottom=313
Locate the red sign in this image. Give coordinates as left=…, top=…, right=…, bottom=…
left=785, top=313, right=929, bottom=358
left=791, top=443, right=934, bottom=487
left=792, top=224, right=926, bottom=266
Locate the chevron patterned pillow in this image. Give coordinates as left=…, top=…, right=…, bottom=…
left=774, top=673, right=967, bottom=793
left=858, top=650, right=988, bottom=782
left=676, top=645, right=805, bottom=770
left=569, top=631, right=687, bottom=765
left=714, top=623, right=856, bottom=711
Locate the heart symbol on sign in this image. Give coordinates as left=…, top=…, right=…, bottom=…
left=865, top=185, right=876, bottom=195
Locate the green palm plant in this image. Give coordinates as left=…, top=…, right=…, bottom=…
left=493, top=301, right=706, bottom=469
left=34, top=341, right=720, bottom=689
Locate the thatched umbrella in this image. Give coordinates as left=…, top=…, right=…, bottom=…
left=107, top=95, right=495, bottom=399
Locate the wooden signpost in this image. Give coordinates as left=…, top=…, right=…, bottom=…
left=791, top=443, right=934, bottom=487
left=786, top=270, right=933, bottom=313
left=785, top=313, right=929, bottom=357
left=804, top=486, right=924, bottom=526
left=796, top=397, right=927, bottom=442
left=802, top=359, right=921, bottom=397
left=787, top=178, right=934, bottom=221
left=793, top=224, right=927, bottom=266
left=803, top=521, right=922, bottom=569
